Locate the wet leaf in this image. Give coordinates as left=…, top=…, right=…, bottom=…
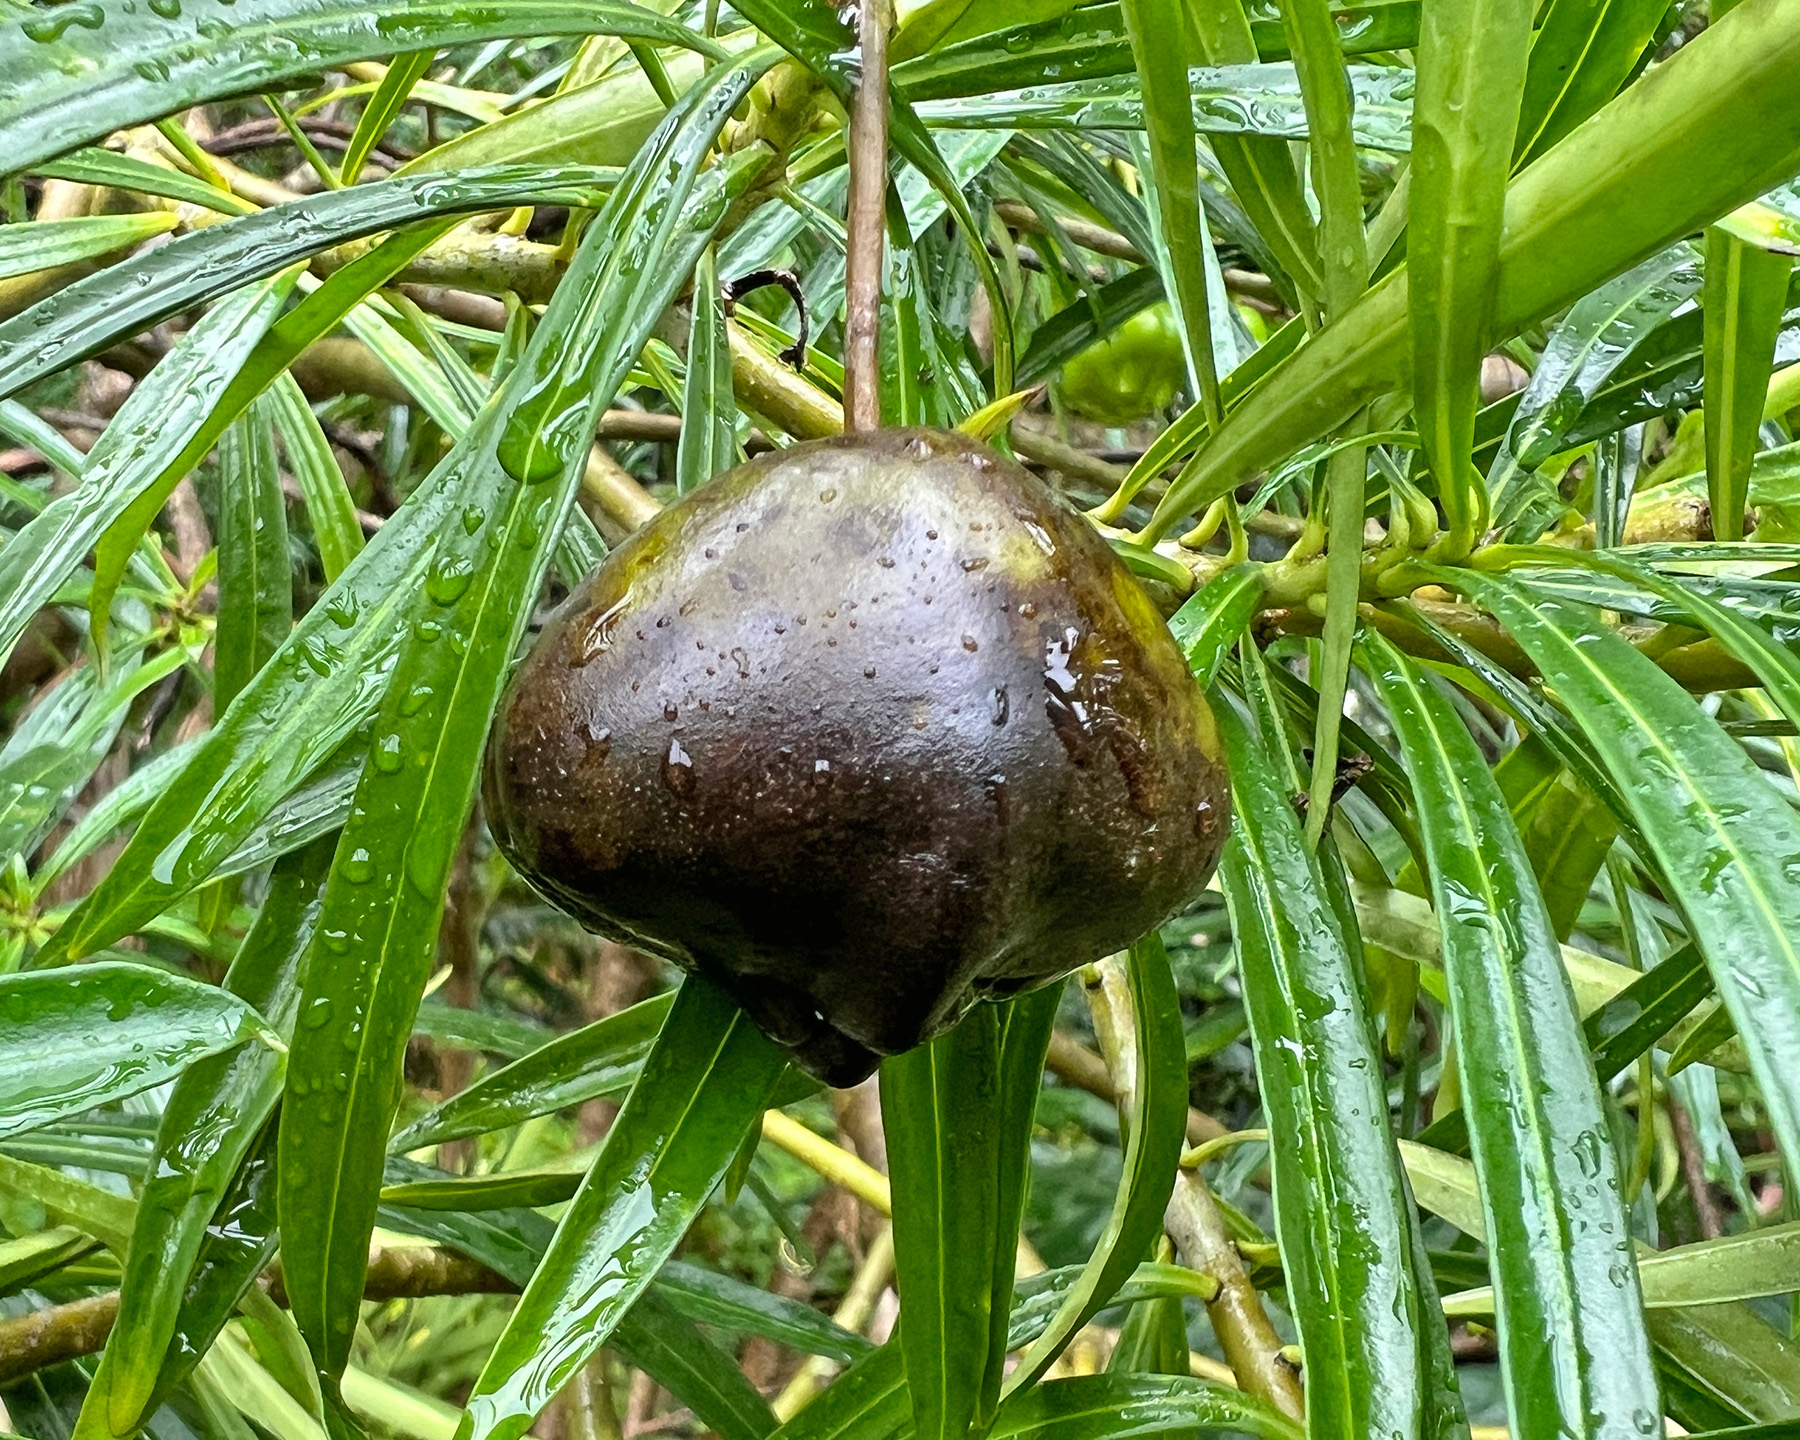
left=0, top=963, right=274, bottom=1142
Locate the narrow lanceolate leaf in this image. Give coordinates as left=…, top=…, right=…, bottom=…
left=1118, top=0, right=1221, bottom=423
left=1167, top=567, right=1264, bottom=688
left=1008, top=937, right=1187, bottom=1392
left=1143, top=0, right=1800, bottom=539
left=214, top=396, right=293, bottom=714
left=1183, top=2, right=1321, bottom=297
left=0, top=212, right=175, bottom=280
left=0, top=963, right=274, bottom=1141
left=0, top=0, right=722, bottom=177
left=985, top=986, right=1062, bottom=1422
left=1279, top=0, right=1368, bottom=315
left=882, top=1008, right=1006, bottom=1440
left=1487, top=247, right=1699, bottom=534
left=32, top=148, right=256, bottom=216
left=279, top=57, right=775, bottom=1389
left=82, top=837, right=331, bottom=1437
left=267, top=375, right=362, bottom=584
left=0, top=276, right=291, bottom=671
left=339, top=48, right=436, bottom=186
left=988, top=1375, right=1302, bottom=1440
left=1512, top=0, right=1670, bottom=166
left=1215, top=700, right=1439, bottom=1440
left=765, top=1340, right=910, bottom=1440
left=1359, top=632, right=1660, bottom=1436
left=0, top=641, right=182, bottom=864
left=463, top=979, right=786, bottom=1440
left=1703, top=229, right=1792, bottom=540
left=1408, top=0, right=1530, bottom=545
left=391, top=991, right=675, bottom=1151
left=678, top=247, right=737, bottom=495
left=1443, top=567, right=1800, bottom=1171
left=0, top=164, right=617, bottom=405
left=1508, top=546, right=1800, bottom=730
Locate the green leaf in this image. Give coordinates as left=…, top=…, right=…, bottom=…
left=32, top=147, right=256, bottom=215
left=763, top=1339, right=909, bottom=1440
left=0, top=0, right=722, bottom=177
left=47, top=106, right=760, bottom=968
left=1007, top=937, right=1187, bottom=1391
left=988, top=1374, right=1301, bottom=1440
left=278, top=56, right=775, bottom=1385
left=912, top=64, right=1416, bottom=151
left=1360, top=630, right=1665, bottom=1434
left=987, top=984, right=1062, bottom=1416
left=1587, top=943, right=1714, bottom=1083
left=1118, top=0, right=1221, bottom=424
left=1487, top=246, right=1699, bottom=534
left=0, top=641, right=187, bottom=864
left=0, top=275, right=291, bottom=671
left=0, top=1225, right=100, bottom=1291
left=1184, top=0, right=1321, bottom=297
left=0, top=212, right=175, bottom=280
left=0, top=164, right=620, bottom=405
left=215, top=396, right=293, bottom=714
left=1442, top=568, right=1800, bottom=1172
left=83, top=836, right=331, bottom=1437
left=1650, top=1302, right=1800, bottom=1423
left=267, top=375, right=363, bottom=585
left=882, top=1009, right=1005, bottom=1440
left=86, top=223, right=460, bottom=640
left=1703, top=229, right=1792, bottom=540
left=612, top=1289, right=778, bottom=1440
left=462, top=979, right=786, bottom=1440
left=1445, top=1221, right=1800, bottom=1315
left=881, top=988, right=1055, bottom=1440
left=1509, top=547, right=1800, bottom=729
left=1407, top=0, right=1530, bottom=544
left=0, top=962, right=273, bottom=1141
left=1215, top=698, right=1446, bottom=1439
left=340, top=48, right=435, bottom=186
left=1493, top=735, right=1618, bottom=940
left=389, top=991, right=675, bottom=1151
left=679, top=247, right=737, bottom=495
left=1167, top=568, right=1264, bottom=687
left=1144, top=0, right=1800, bottom=539
left=1513, top=0, right=1670, bottom=166
left=656, top=1261, right=874, bottom=1364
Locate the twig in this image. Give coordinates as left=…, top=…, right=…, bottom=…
left=0, top=1245, right=516, bottom=1385
left=722, top=268, right=809, bottom=369
left=199, top=115, right=416, bottom=168
left=1163, top=1170, right=1305, bottom=1418
left=1045, top=1028, right=1228, bottom=1146
left=761, top=1109, right=891, bottom=1216
left=1667, top=1094, right=1725, bottom=1240
left=842, top=0, right=893, bottom=433
left=1077, top=965, right=1300, bottom=1418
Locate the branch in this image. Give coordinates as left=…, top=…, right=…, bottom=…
left=1077, top=961, right=1299, bottom=1416
left=0, top=1245, right=516, bottom=1386
left=1163, top=1171, right=1305, bottom=1419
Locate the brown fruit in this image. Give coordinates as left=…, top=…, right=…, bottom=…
left=482, top=427, right=1229, bottom=1085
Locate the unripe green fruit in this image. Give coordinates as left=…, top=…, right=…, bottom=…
left=1058, top=302, right=1187, bottom=425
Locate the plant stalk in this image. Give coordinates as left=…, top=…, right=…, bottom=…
left=842, top=0, right=893, bottom=434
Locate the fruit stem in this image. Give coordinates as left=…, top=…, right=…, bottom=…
left=843, top=0, right=893, bottom=434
